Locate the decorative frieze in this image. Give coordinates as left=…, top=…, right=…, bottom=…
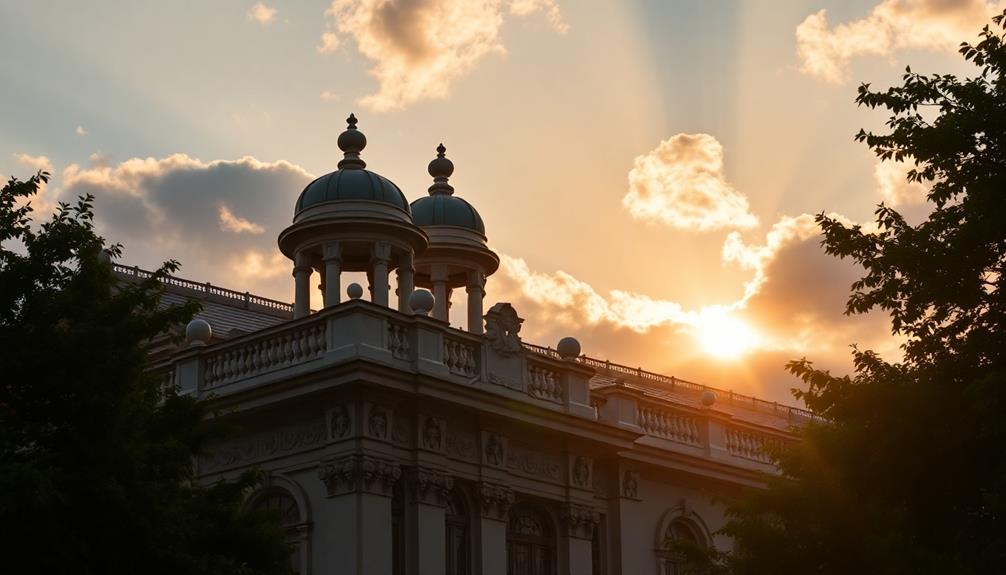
left=201, top=419, right=327, bottom=472
left=366, top=403, right=391, bottom=440
left=408, top=467, right=454, bottom=507
left=570, top=455, right=593, bottom=489
left=560, top=503, right=601, bottom=539
left=420, top=415, right=445, bottom=452
left=483, top=432, right=507, bottom=468
left=478, top=481, right=515, bottom=520
left=445, top=428, right=479, bottom=462
left=507, top=443, right=562, bottom=482
left=327, top=404, right=352, bottom=440
left=621, top=470, right=640, bottom=500
left=318, top=454, right=402, bottom=497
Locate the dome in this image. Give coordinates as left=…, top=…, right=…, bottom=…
left=409, top=144, right=486, bottom=235
left=293, top=114, right=411, bottom=217
left=297, top=169, right=409, bottom=214
left=410, top=194, right=485, bottom=234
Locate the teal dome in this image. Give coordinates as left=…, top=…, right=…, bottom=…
left=411, top=194, right=485, bottom=234
left=296, top=169, right=410, bottom=215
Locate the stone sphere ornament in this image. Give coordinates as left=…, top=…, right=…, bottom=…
left=556, top=336, right=581, bottom=360
left=347, top=283, right=364, bottom=300
left=185, top=318, right=212, bottom=347
left=409, top=289, right=435, bottom=316
left=701, top=389, right=717, bottom=407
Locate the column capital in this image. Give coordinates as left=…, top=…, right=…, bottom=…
left=430, top=263, right=450, bottom=283
left=478, top=481, right=514, bottom=520
left=323, top=242, right=342, bottom=261
left=560, top=503, right=600, bottom=540
left=318, top=454, right=401, bottom=497
left=371, top=241, right=392, bottom=263
left=407, top=466, right=454, bottom=507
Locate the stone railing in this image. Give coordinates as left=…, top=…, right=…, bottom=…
left=203, top=318, right=327, bottom=389
left=724, top=425, right=785, bottom=464
left=387, top=320, right=411, bottom=360
left=443, top=333, right=478, bottom=377
left=526, top=360, right=563, bottom=404
left=637, top=404, right=701, bottom=446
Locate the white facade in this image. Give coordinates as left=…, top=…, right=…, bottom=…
left=144, top=117, right=807, bottom=575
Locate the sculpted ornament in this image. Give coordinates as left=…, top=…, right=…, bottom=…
left=571, top=455, right=592, bottom=488
left=408, top=467, right=454, bottom=507
left=479, top=481, right=515, bottom=520
left=484, top=303, right=524, bottom=357
left=561, top=503, right=601, bottom=539
left=328, top=405, right=351, bottom=439
left=622, top=470, right=640, bottom=499
left=368, top=405, right=389, bottom=440
left=484, top=432, right=505, bottom=467
left=318, top=454, right=401, bottom=497
left=421, top=416, right=445, bottom=451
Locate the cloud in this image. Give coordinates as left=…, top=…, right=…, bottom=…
left=58, top=154, right=313, bottom=300
left=622, top=134, right=759, bottom=232
left=247, top=2, right=277, bottom=25
left=12, top=153, right=56, bottom=215
left=13, top=153, right=53, bottom=174
left=218, top=204, right=265, bottom=234
left=874, top=159, right=929, bottom=205
left=319, top=90, right=340, bottom=102
left=318, top=0, right=568, bottom=111
left=75, top=125, right=87, bottom=137
left=796, top=0, right=1004, bottom=83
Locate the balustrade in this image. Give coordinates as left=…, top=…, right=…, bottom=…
left=527, top=362, right=563, bottom=403
left=724, top=425, right=783, bottom=463
left=636, top=405, right=701, bottom=445
left=203, top=321, right=327, bottom=388
left=387, top=321, right=411, bottom=360
left=443, top=335, right=478, bottom=377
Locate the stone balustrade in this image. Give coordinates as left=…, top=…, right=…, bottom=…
left=636, top=404, right=701, bottom=446
left=724, top=425, right=786, bottom=464
left=203, top=318, right=327, bottom=389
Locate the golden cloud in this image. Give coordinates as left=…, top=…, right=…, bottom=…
left=796, top=0, right=1003, bottom=84
left=318, top=0, right=567, bottom=111
left=623, top=133, right=759, bottom=232
left=247, top=2, right=277, bottom=25
left=874, top=160, right=929, bottom=206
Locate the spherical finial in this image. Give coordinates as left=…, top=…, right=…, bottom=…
left=556, top=336, right=581, bottom=360
left=98, top=249, right=112, bottom=266
left=347, top=283, right=364, bottom=300
left=701, top=389, right=717, bottom=407
left=409, top=289, right=435, bottom=316
left=185, top=318, right=212, bottom=347
left=337, top=112, right=367, bottom=169
left=427, top=143, right=455, bottom=195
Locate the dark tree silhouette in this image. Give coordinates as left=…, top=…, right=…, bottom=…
left=0, top=173, right=293, bottom=574
left=679, top=11, right=1006, bottom=575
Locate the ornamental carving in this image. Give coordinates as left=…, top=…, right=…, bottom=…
left=367, top=405, right=390, bottom=440
left=478, top=481, right=515, bottom=520
left=421, top=416, right=445, bottom=451
left=392, top=415, right=412, bottom=446
left=571, top=455, right=592, bottom=489
left=507, top=443, right=562, bottom=482
left=408, top=467, right=454, bottom=507
left=484, top=432, right=506, bottom=467
left=201, top=419, right=327, bottom=472
left=318, top=454, right=401, bottom=497
left=446, top=429, right=478, bottom=462
left=484, top=303, right=523, bottom=357
left=328, top=405, right=351, bottom=440
left=622, top=470, right=640, bottom=499
left=560, top=503, right=601, bottom=539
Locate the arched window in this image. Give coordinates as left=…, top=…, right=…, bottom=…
left=658, top=518, right=703, bottom=575
left=445, top=488, right=471, bottom=575
left=507, top=504, right=556, bottom=575
left=250, top=488, right=308, bottom=574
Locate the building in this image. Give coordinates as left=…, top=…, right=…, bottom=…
left=138, top=116, right=810, bottom=575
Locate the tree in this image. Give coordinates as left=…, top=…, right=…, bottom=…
left=680, top=11, right=1006, bottom=575
left=0, top=173, right=293, bottom=574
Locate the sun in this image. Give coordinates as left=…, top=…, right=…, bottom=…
left=695, top=312, right=759, bottom=360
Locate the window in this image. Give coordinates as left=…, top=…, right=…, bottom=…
left=658, top=519, right=702, bottom=575
left=445, top=488, right=471, bottom=575
left=507, top=504, right=556, bottom=575
left=250, top=488, right=307, bottom=574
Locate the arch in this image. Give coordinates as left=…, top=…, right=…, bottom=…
left=445, top=486, right=473, bottom=575
left=507, top=502, right=557, bottom=575
left=654, top=501, right=712, bottom=575
left=247, top=475, right=312, bottom=574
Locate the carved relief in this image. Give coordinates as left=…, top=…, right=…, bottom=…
left=201, top=419, right=327, bottom=472
left=622, top=470, right=640, bottom=499
left=484, top=303, right=524, bottom=357
left=507, top=443, right=562, bottom=482
left=483, top=432, right=506, bottom=467
left=318, top=454, right=401, bottom=497
left=561, top=503, right=601, bottom=539
left=392, top=414, right=412, bottom=446
left=421, top=416, right=445, bottom=451
left=571, top=455, right=592, bottom=489
left=367, top=404, right=390, bottom=440
left=446, top=429, right=479, bottom=462
left=478, top=481, right=515, bottom=520
left=408, top=467, right=454, bottom=507
left=327, top=405, right=351, bottom=440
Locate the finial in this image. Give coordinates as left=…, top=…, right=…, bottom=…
left=428, top=143, right=455, bottom=195
left=337, top=112, right=367, bottom=170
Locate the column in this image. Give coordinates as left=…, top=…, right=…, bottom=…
left=323, top=242, right=342, bottom=308
left=317, top=455, right=401, bottom=575
left=466, top=270, right=485, bottom=335
left=371, top=242, right=391, bottom=307
left=409, top=467, right=452, bottom=575
left=477, top=482, right=513, bottom=575
left=561, top=504, right=599, bottom=575
left=293, top=252, right=312, bottom=319
left=396, top=251, right=415, bottom=314
left=431, top=264, right=449, bottom=322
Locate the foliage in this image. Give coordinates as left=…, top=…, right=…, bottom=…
left=0, top=174, right=293, bottom=574
left=679, top=11, right=1006, bottom=575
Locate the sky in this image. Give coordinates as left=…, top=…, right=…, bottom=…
left=2, top=0, right=1001, bottom=404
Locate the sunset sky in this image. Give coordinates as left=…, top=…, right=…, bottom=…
left=2, top=0, right=999, bottom=403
